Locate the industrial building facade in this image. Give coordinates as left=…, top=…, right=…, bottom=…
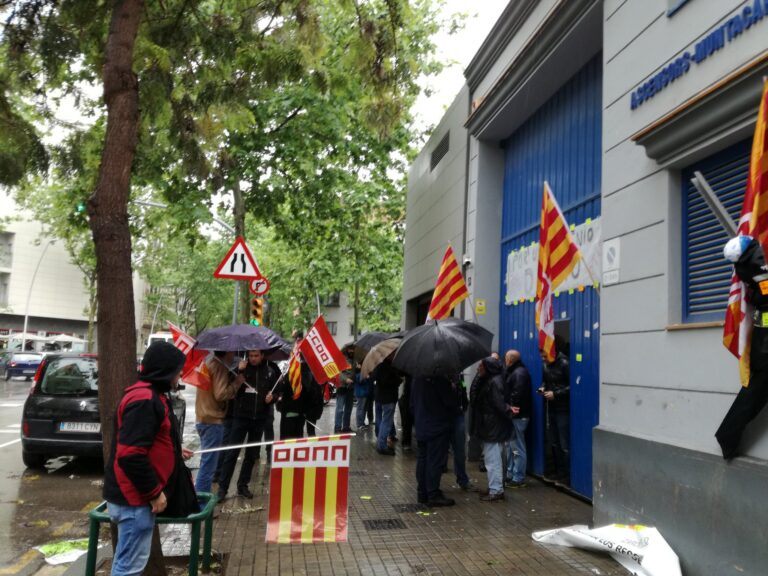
left=403, top=1, right=768, bottom=573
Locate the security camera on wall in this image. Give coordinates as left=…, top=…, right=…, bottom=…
left=462, top=254, right=471, bottom=267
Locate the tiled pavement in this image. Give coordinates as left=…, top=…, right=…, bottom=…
left=204, top=406, right=629, bottom=576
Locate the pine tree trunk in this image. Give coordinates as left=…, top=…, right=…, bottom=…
left=89, top=1, right=167, bottom=575
left=91, top=0, right=142, bottom=466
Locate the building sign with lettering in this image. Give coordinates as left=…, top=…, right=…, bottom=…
left=631, top=0, right=768, bottom=110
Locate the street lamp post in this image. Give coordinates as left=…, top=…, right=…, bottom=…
left=133, top=200, right=240, bottom=323
left=21, top=240, right=55, bottom=351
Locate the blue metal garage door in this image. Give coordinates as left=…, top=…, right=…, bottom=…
left=499, top=55, right=601, bottom=498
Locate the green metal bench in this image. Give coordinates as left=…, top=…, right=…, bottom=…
left=85, top=492, right=217, bottom=576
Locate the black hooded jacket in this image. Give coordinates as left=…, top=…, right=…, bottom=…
left=470, top=358, right=511, bottom=443
left=104, top=342, right=186, bottom=506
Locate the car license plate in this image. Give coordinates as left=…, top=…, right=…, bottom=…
left=59, top=422, right=101, bottom=433
left=23, top=370, right=35, bottom=375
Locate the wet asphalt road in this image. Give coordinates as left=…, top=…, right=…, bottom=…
left=0, top=378, right=197, bottom=574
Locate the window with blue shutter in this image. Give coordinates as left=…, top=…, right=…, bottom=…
left=682, top=139, right=750, bottom=323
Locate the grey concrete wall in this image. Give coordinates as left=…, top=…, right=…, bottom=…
left=465, top=139, right=504, bottom=349
left=471, top=0, right=558, bottom=99
left=598, top=1, right=768, bottom=570
left=403, top=87, right=470, bottom=320
left=600, top=0, right=768, bottom=459
left=594, top=427, right=768, bottom=576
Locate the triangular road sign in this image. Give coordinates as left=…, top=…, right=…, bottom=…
left=213, top=236, right=263, bottom=280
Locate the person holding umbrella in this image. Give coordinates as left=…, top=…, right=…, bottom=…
left=194, top=350, right=244, bottom=494
left=216, top=348, right=279, bottom=501
left=410, top=373, right=458, bottom=507
left=373, top=358, right=402, bottom=455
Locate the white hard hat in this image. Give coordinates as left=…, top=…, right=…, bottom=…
left=723, top=235, right=753, bottom=263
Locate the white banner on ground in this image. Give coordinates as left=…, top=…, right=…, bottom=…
left=505, top=217, right=601, bottom=304
left=532, top=524, right=681, bottom=576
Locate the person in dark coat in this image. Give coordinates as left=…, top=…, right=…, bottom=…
left=411, top=374, right=457, bottom=507
left=504, top=350, right=532, bottom=487
left=470, top=356, right=510, bottom=502
left=717, top=235, right=768, bottom=459
left=275, top=332, right=322, bottom=439
left=540, top=349, right=570, bottom=483
left=217, top=349, right=279, bottom=501
left=103, top=342, right=191, bottom=575
left=449, top=373, right=471, bottom=489
left=373, top=359, right=402, bottom=455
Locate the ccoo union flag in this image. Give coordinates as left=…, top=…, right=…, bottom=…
left=168, top=322, right=211, bottom=391
left=299, top=316, right=350, bottom=384
left=428, top=245, right=469, bottom=320
left=266, top=434, right=351, bottom=544
left=723, top=78, right=768, bottom=386
left=536, top=182, right=583, bottom=362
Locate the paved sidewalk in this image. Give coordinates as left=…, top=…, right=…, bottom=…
left=205, top=406, right=628, bottom=576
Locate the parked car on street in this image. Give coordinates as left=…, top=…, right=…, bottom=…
left=20, top=353, right=186, bottom=469
left=0, top=352, right=43, bottom=381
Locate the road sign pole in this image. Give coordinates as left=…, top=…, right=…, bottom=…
left=232, top=282, right=240, bottom=324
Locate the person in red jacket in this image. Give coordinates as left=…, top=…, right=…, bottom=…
left=103, top=341, right=190, bottom=576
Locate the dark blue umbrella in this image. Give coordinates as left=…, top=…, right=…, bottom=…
left=194, top=324, right=288, bottom=359
left=392, top=317, right=493, bottom=377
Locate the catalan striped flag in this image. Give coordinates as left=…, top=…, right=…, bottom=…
left=288, top=352, right=302, bottom=400
left=428, top=245, right=469, bottom=320
left=266, top=434, right=351, bottom=544
left=536, top=182, right=583, bottom=362
left=723, top=78, right=768, bottom=386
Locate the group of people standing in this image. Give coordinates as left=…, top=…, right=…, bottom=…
left=192, top=331, right=325, bottom=503
left=407, top=347, right=570, bottom=507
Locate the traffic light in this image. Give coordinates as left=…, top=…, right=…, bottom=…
left=250, top=297, right=264, bottom=326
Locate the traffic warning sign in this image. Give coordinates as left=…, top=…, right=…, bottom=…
left=213, top=237, right=263, bottom=280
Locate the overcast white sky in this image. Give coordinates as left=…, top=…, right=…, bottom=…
left=411, top=0, right=509, bottom=132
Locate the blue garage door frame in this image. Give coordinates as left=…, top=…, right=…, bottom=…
left=499, top=54, right=602, bottom=499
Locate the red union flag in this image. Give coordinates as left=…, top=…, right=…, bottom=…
left=168, top=322, right=211, bottom=391
left=723, top=79, right=768, bottom=386
left=266, top=434, right=351, bottom=544
left=536, top=182, right=583, bottom=362
left=299, top=316, right=350, bottom=384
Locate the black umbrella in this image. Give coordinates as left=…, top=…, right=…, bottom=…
left=195, top=324, right=288, bottom=359
left=352, top=331, right=398, bottom=362
left=392, top=317, right=493, bottom=377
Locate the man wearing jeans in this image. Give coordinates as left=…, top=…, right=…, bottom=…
left=503, top=350, right=531, bottom=488
left=470, top=357, right=510, bottom=502
left=373, top=359, right=401, bottom=455
left=334, top=360, right=354, bottom=433
left=104, top=341, right=191, bottom=575
left=194, top=350, right=243, bottom=493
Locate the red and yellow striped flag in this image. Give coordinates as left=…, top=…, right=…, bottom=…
left=724, top=78, right=768, bottom=386
left=428, top=245, right=469, bottom=320
left=288, top=352, right=302, bottom=400
left=266, top=434, right=351, bottom=544
left=536, top=182, right=583, bottom=362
